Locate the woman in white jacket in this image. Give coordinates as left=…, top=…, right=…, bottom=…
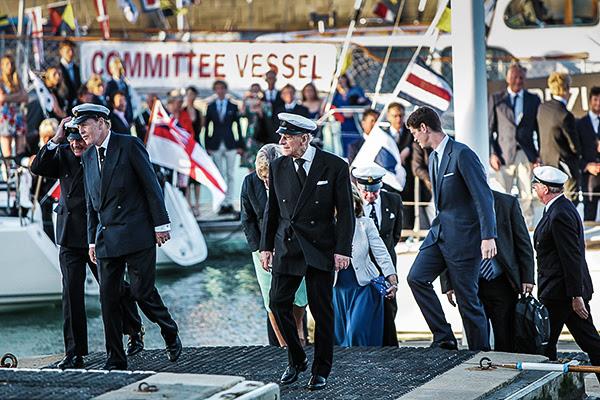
left=333, top=185, right=398, bottom=346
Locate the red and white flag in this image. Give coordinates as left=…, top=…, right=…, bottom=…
left=94, top=0, right=110, bottom=40
left=397, top=59, right=453, bottom=113
left=41, top=180, right=60, bottom=204
left=146, top=101, right=227, bottom=211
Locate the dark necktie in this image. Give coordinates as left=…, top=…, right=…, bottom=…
left=98, top=147, right=106, bottom=171
left=295, top=158, right=307, bottom=186
left=369, top=202, right=379, bottom=230
left=479, top=258, right=494, bottom=281
left=431, top=151, right=439, bottom=189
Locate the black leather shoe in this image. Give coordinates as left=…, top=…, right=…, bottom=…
left=101, top=362, right=127, bottom=371
left=307, top=374, right=327, bottom=390
left=430, top=339, right=458, bottom=351
left=127, top=331, right=144, bottom=357
left=165, top=334, right=182, bottom=362
left=280, top=358, right=308, bottom=385
left=57, top=355, right=84, bottom=370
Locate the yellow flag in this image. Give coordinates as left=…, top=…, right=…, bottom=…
left=436, top=7, right=451, bottom=33
left=62, top=3, right=76, bottom=31
left=340, top=49, right=353, bottom=75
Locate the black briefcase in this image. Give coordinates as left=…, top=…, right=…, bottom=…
left=514, top=294, right=551, bottom=355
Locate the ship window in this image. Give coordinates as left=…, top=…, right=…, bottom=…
left=504, top=0, right=598, bottom=28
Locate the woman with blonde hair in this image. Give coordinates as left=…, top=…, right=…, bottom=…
left=86, top=74, right=107, bottom=106
left=0, top=54, right=28, bottom=158
left=240, top=143, right=308, bottom=346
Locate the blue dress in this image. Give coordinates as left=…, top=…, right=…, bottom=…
left=333, top=266, right=384, bottom=346
left=332, top=86, right=367, bottom=157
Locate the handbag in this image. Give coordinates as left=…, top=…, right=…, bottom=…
left=370, top=276, right=389, bottom=296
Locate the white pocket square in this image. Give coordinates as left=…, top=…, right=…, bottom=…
left=443, top=172, right=454, bottom=177
left=317, top=180, right=329, bottom=186
left=390, top=213, right=395, bottom=219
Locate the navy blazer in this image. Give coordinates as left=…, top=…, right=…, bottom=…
left=489, top=90, right=541, bottom=164
left=423, top=138, right=497, bottom=261
left=240, top=172, right=267, bottom=252
left=82, top=132, right=170, bottom=258
left=30, top=143, right=88, bottom=249
left=260, top=146, right=354, bottom=275
left=204, top=100, right=244, bottom=151
left=534, top=195, right=593, bottom=301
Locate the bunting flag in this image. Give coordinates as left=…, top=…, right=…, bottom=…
left=26, top=7, right=45, bottom=70
left=351, top=126, right=407, bottom=191
left=28, top=70, right=54, bottom=114
left=397, top=59, right=453, bottom=113
left=94, top=0, right=110, bottom=40
left=0, top=14, right=10, bottom=30
left=119, top=0, right=140, bottom=23
left=140, top=0, right=161, bottom=12
left=48, top=2, right=77, bottom=35
left=373, top=0, right=401, bottom=23
left=436, top=5, right=452, bottom=32
left=41, top=180, right=60, bottom=205
left=147, top=101, right=227, bottom=211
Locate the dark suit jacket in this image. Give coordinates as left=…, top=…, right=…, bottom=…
left=489, top=90, right=541, bottom=164
left=411, top=142, right=432, bottom=202
left=423, top=138, right=497, bottom=261
left=240, top=172, right=267, bottom=252
left=577, top=114, right=600, bottom=194
left=260, top=146, right=354, bottom=275
left=110, top=113, right=131, bottom=135
left=379, top=191, right=403, bottom=268
left=273, top=104, right=310, bottom=128
left=105, top=79, right=133, bottom=123
left=204, top=100, right=244, bottom=151
left=30, top=143, right=88, bottom=249
left=534, top=195, right=593, bottom=301
left=82, top=132, right=170, bottom=258
left=537, top=99, right=580, bottom=180
left=442, top=191, right=535, bottom=293
left=59, top=62, right=81, bottom=107
left=347, top=137, right=364, bottom=166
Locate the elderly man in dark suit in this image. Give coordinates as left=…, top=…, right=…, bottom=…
left=75, top=103, right=181, bottom=371
left=444, top=190, right=535, bottom=352
left=406, top=106, right=497, bottom=351
left=205, top=80, right=245, bottom=215
left=577, top=86, right=600, bottom=221
left=532, top=166, right=600, bottom=382
left=537, top=72, right=581, bottom=201
left=30, top=118, right=144, bottom=370
left=352, top=165, right=403, bottom=346
left=489, top=63, right=540, bottom=226
left=260, top=113, right=354, bottom=390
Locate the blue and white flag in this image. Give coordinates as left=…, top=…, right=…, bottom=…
left=351, top=126, right=406, bottom=191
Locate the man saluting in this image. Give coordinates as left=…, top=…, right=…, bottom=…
left=261, top=113, right=354, bottom=390
left=31, top=118, right=144, bottom=370
left=74, top=103, right=181, bottom=371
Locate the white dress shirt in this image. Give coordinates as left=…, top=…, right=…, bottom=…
left=432, top=134, right=450, bottom=169
left=285, top=101, right=297, bottom=111
left=89, top=132, right=169, bottom=248
left=293, top=144, right=316, bottom=175
left=589, top=111, right=600, bottom=134
left=362, top=195, right=381, bottom=227
left=507, top=88, right=524, bottom=125
left=553, top=95, right=567, bottom=106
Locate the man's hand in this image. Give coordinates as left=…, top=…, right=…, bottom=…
left=52, top=116, right=72, bottom=144
left=522, top=283, right=534, bottom=294
left=585, top=162, right=600, bottom=176
left=481, top=238, right=497, bottom=259
left=446, top=290, right=457, bottom=307
left=89, top=247, right=97, bottom=264
left=260, top=251, right=273, bottom=272
left=385, top=274, right=398, bottom=300
left=334, top=254, right=350, bottom=271
left=489, top=154, right=502, bottom=171
left=572, top=297, right=590, bottom=320
left=155, top=231, right=171, bottom=247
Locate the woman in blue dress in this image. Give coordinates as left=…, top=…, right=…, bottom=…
left=331, top=74, right=368, bottom=157
left=333, top=185, right=398, bottom=346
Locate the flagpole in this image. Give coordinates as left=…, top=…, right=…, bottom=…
left=374, top=0, right=449, bottom=124
left=322, top=0, right=364, bottom=115
left=370, top=0, right=407, bottom=107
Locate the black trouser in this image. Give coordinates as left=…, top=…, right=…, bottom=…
left=478, top=274, right=518, bottom=352
left=98, top=247, right=178, bottom=366
left=382, top=298, right=399, bottom=346
left=583, top=175, right=600, bottom=221
left=543, top=299, right=600, bottom=383
left=59, top=247, right=142, bottom=356
left=270, top=267, right=334, bottom=377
